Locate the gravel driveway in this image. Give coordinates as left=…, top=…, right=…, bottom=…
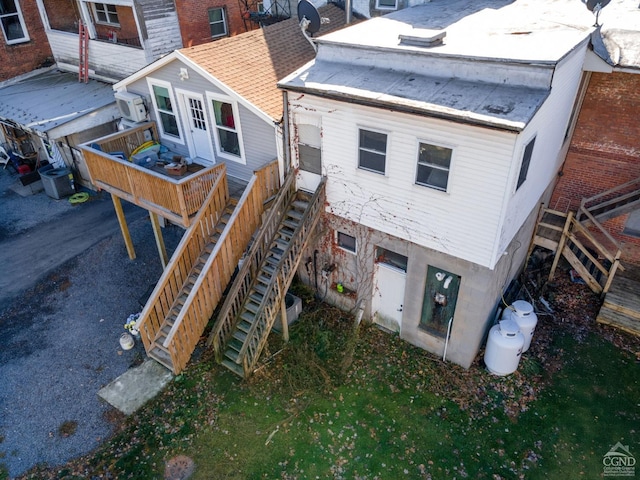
left=0, top=169, right=182, bottom=478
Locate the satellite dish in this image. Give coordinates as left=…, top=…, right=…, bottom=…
left=298, top=0, right=321, bottom=35
left=581, top=0, right=611, bottom=26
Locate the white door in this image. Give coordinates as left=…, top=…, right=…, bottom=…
left=181, top=92, right=213, bottom=161
left=371, top=263, right=406, bottom=333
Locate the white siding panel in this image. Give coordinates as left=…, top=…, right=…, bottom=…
left=291, top=96, right=516, bottom=267
left=144, top=13, right=182, bottom=61
left=497, top=42, right=588, bottom=261
left=48, top=31, right=148, bottom=80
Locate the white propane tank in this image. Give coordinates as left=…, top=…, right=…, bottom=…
left=502, top=300, right=538, bottom=352
left=484, top=319, right=525, bottom=376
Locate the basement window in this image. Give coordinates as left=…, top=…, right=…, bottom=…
left=336, top=231, right=356, bottom=254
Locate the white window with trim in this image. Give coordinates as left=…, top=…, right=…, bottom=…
left=147, top=79, right=183, bottom=142
left=0, top=0, right=29, bottom=44
left=415, top=141, right=452, bottom=192
left=207, top=93, right=244, bottom=163
left=336, top=231, right=356, bottom=254
left=358, top=128, right=387, bottom=175
left=92, top=2, right=119, bottom=25
left=375, top=0, right=398, bottom=10
left=208, top=7, right=227, bottom=38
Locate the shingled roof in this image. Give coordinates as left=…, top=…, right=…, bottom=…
left=179, top=4, right=349, bottom=121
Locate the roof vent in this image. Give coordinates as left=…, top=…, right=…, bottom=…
left=399, top=29, right=446, bottom=48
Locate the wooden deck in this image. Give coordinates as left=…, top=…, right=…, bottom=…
left=597, top=264, right=640, bottom=336
left=79, top=122, right=226, bottom=227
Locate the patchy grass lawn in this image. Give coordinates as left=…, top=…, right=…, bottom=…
left=10, top=273, right=640, bottom=480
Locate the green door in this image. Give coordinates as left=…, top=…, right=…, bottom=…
left=419, top=266, right=461, bottom=337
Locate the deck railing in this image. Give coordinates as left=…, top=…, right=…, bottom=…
left=80, top=122, right=224, bottom=227
left=207, top=167, right=297, bottom=358
left=137, top=167, right=229, bottom=356
left=161, top=160, right=280, bottom=373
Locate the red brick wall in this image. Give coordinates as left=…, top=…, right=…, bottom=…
left=551, top=72, right=640, bottom=264
left=43, top=0, right=79, bottom=32
left=175, top=0, right=257, bottom=48
left=93, top=6, right=139, bottom=44
left=0, top=0, right=53, bottom=81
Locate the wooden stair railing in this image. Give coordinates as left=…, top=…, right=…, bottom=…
left=137, top=167, right=230, bottom=367
left=542, top=210, right=623, bottom=296
left=141, top=161, right=278, bottom=374
left=211, top=177, right=326, bottom=378
left=577, top=177, right=640, bottom=225
left=207, top=168, right=297, bottom=361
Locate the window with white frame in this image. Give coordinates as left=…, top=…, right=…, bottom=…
left=358, top=129, right=387, bottom=175
left=516, top=136, right=536, bottom=190
left=93, top=2, right=119, bottom=25
left=416, top=142, right=452, bottom=191
left=149, top=81, right=181, bottom=140
left=297, top=124, right=321, bottom=175
left=208, top=7, right=227, bottom=38
left=211, top=98, right=241, bottom=159
left=0, top=0, right=29, bottom=44
left=337, top=231, right=356, bottom=253
left=376, top=0, right=398, bottom=10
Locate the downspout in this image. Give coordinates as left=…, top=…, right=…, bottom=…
left=282, top=90, right=291, bottom=176
left=345, top=0, right=353, bottom=24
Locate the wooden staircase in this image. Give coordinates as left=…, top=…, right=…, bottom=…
left=596, top=265, right=640, bottom=336
left=576, top=177, right=640, bottom=226
left=208, top=171, right=326, bottom=378
left=147, top=199, right=237, bottom=368
left=136, top=161, right=280, bottom=374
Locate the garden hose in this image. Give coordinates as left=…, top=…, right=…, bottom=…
left=69, top=192, right=90, bottom=204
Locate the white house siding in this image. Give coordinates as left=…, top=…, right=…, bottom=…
left=49, top=31, right=148, bottom=81
left=496, top=40, right=589, bottom=263
left=124, top=60, right=278, bottom=180
left=137, top=0, right=183, bottom=62
left=288, top=94, right=517, bottom=268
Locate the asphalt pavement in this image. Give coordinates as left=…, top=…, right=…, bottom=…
left=0, top=168, right=183, bottom=478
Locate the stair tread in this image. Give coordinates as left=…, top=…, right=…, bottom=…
left=283, top=219, right=299, bottom=230
left=240, top=311, right=256, bottom=324
left=221, top=358, right=244, bottom=377
left=245, top=301, right=260, bottom=313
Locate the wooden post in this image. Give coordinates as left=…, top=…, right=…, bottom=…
left=280, top=293, right=289, bottom=342
left=149, top=211, right=168, bottom=269
left=548, top=211, right=573, bottom=282
left=111, top=194, right=136, bottom=259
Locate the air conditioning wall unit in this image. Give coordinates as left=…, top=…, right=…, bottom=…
left=114, top=91, right=147, bottom=123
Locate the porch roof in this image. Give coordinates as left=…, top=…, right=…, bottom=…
left=0, top=70, right=116, bottom=136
